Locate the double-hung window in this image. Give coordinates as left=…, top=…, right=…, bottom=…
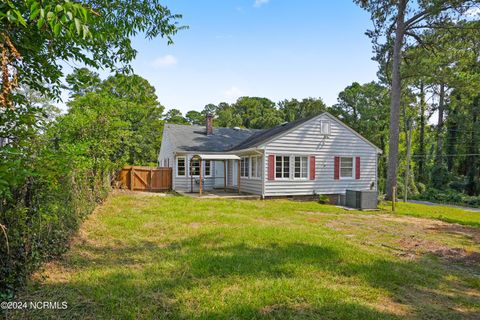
left=275, top=155, right=290, bottom=179
left=294, top=156, right=308, bottom=179
left=340, top=157, right=353, bottom=178
left=189, top=159, right=211, bottom=176
left=190, top=158, right=200, bottom=176
left=250, top=156, right=262, bottom=178
left=240, top=157, right=249, bottom=177
left=177, top=157, right=186, bottom=176
left=204, top=160, right=211, bottom=176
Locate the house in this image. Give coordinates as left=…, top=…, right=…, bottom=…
left=158, top=113, right=382, bottom=201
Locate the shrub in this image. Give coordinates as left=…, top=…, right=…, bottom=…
left=318, top=194, right=330, bottom=204
left=430, top=164, right=450, bottom=190
left=414, top=188, right=480, bottom=208
left=0, top=165, right=113, bottom=299
left=416, top=182, right=426, bottom=194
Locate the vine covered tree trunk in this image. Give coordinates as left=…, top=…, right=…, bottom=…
left=435, top=83, right=445, bottom=167
left=417, top=82, right=427, bottom=183
left=446, top=104, right=458, bottom=172
left=404, top=120, right=413, bottom=202
left=386, top=0, right=407, bottom=200
left=466, top=97, right=479, bottom=196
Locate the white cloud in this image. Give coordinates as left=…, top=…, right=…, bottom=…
left=254, top=0, right=269, bottom=8
left=223, top=86, right=244, bottom=101
left=152, top=54, right=178, bottom=68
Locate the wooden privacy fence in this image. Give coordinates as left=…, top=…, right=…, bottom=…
left=117, top=166, right=172, bottom=192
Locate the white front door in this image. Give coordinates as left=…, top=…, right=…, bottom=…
left=214, top=160, right=224, bottom=188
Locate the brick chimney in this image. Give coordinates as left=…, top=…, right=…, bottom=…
left=206, top=113, right=213, bottom=135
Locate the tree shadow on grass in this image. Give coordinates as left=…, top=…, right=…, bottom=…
left=14, top=232, right=480, bottom=320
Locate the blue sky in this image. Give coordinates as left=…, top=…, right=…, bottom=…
left=83, top=0, right=380, bottom=113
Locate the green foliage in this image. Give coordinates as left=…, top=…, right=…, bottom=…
left=1, top=0, right=184, bottom=103
left=215, top=103, right=243, bottom=128
left=0, top=88, right=122, bottom=297
left=278, top=97, right=328, bottom=122
left=232, top=97, right=283, bottom=129
left=318, top=194, right=330, bottom=204
left=430, top=163, right=450, bottom=190
left=98, top=73, right=165, bottom=165
left=1, top=72, right=165, bottom=297
left=413, top=188, right=480, bottom=208
left=65, top=68, right=101, bottom=96
left=164, top=109, right=188, bottom=125
left=185, top=110, right=204, bottom=125
left=1, top=0, right=183, bottom=300
left=181, top=96, right=328, bottom=130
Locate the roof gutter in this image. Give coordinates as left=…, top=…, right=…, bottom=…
left=174, top=147, right=263, bottom=156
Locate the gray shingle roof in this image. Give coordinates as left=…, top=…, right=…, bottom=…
left=165, top=124, right=262, bottom=152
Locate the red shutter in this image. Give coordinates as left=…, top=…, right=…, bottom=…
left=268, top=154, right=275, bottom=180
left=334, top=156, right=340, bottom=180
left=309, top=156, right=316, bottom=180
left=355, top=157, right=361, bottom=179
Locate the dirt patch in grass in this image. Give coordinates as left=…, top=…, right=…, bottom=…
left=316, top=212, right=480, bottom=266
left=433, top=248, right=480, bottom=266
left=428, top=224, right=480, bottom=244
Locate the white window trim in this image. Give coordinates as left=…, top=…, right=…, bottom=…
left=293, top=155, right=309, bottom=180
left=240, top=156, right=249, bottom=178
left=204, top=160, right=212, bottom=177
left=250, top=155, right=262, bottom=180
left=176, top=156, right=186, bottom=177
left=340, top=156, right=354, bottom=180
left=275, top=155, right=291, bottom=180
left=189, top=158, right=212, bottom=177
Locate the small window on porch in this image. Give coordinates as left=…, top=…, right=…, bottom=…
left=251, top=156, right=262, bottom=178
left=190, top=158, right=200, bottom=176
left=240, top=157, right=249, bottom=177
left=190, top=159, right=211, bottom=177
left=177, top=157, right=186, bottom=176
left=204, top=160, right=211, bottom=176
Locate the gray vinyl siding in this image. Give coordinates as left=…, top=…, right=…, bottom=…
left=173, top=154, right=216, bottom=192
left=240, top=177, right=263, bottom=195
left=263, top=113, right=378, bottom=197
left=226, top=159, right=262, bottom=195
left=238, top=153, right=263, bottom=195
left=158, top=128, right=174, bottom=168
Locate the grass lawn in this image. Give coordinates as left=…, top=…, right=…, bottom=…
left=12, top=192, right=480, bottom=319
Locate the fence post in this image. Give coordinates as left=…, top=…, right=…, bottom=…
left=149, top=168, right=152, bottom=191
left=130, top=167, right=134, bottom=191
